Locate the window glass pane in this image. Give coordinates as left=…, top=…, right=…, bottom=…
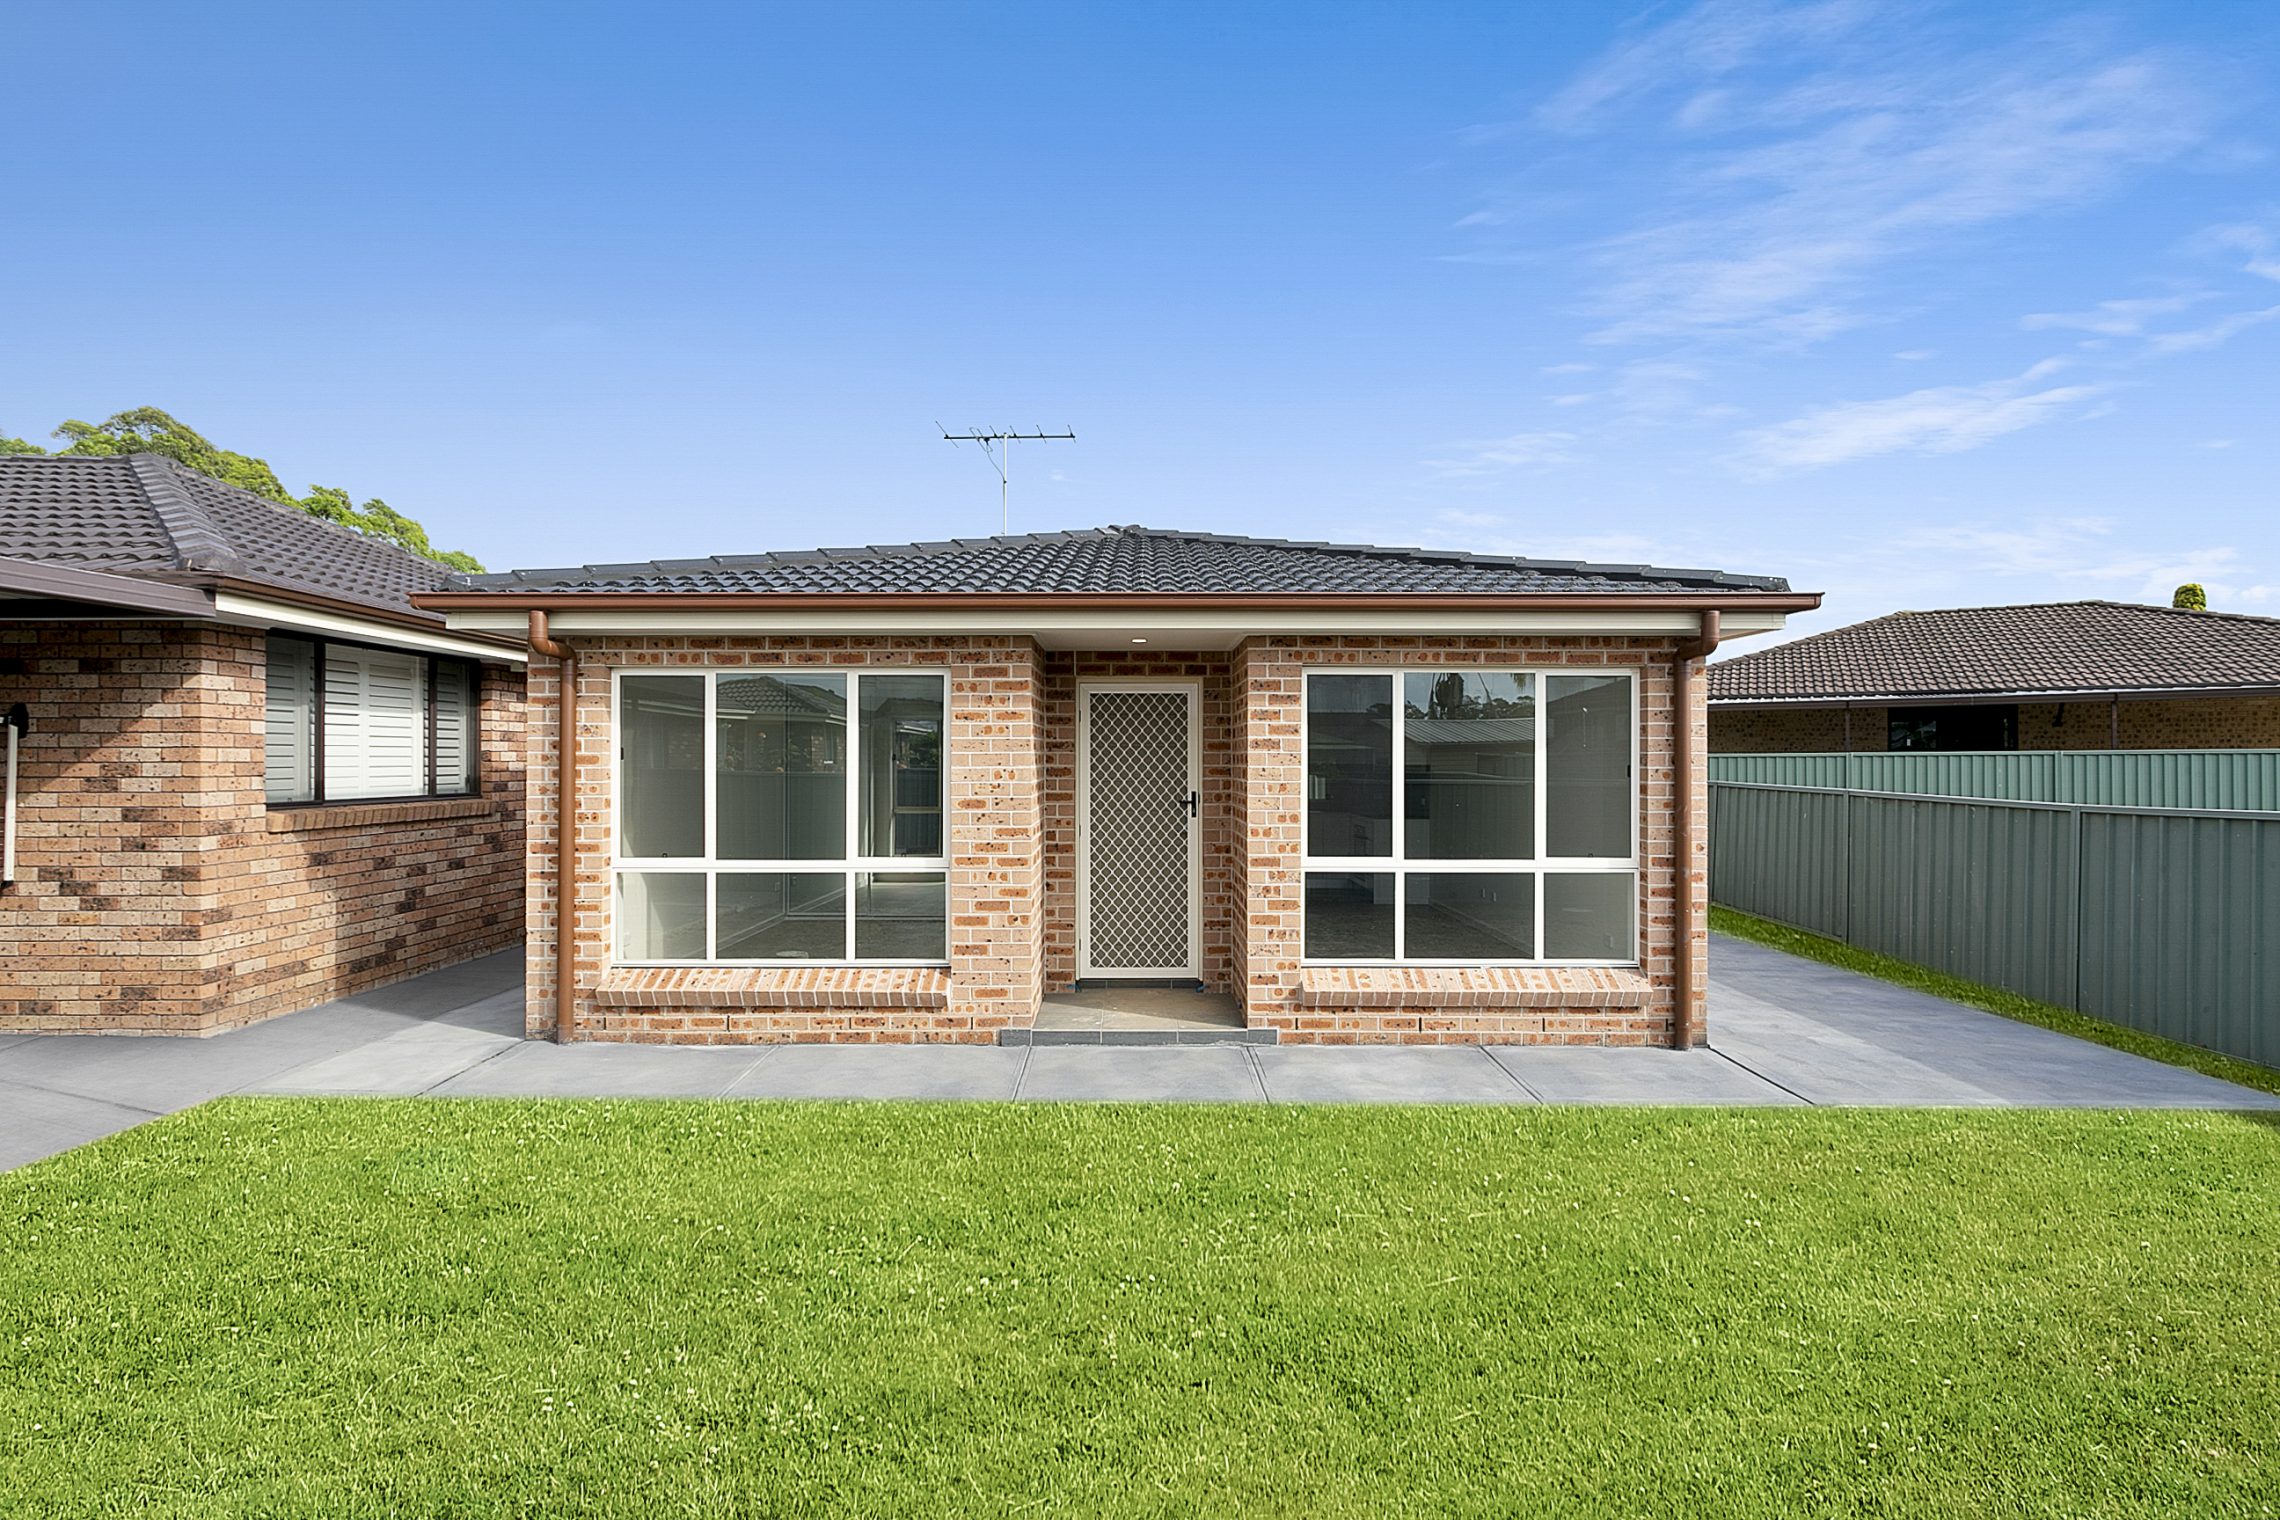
left=432, top=660, right=477, bottom=796
left=1303, top=872, right=1394, bottom=959
left=1403, top=872, right=1535, bottom=960
left=858, top=675, right=945, bottom=858
left=263, top=635, right=316, bottom=803
left=1545, top=675, right=1632, bottom=858
left=1543, top=872, right=1636, bottom=961
left=322, top=645, right=425, bottom=800
left=717, top=673, right=846, bottom=859
left=716, top=872, right=846, bottom=960
left=1305, top=675, right=1393, bottom=858
left=620, top=675, right=706, bottom=858
left=617, top=871, right=706, bottom=960
left=854, top=871, right=946, bottom=960
left=1404, top=672, right=1534, bottom=860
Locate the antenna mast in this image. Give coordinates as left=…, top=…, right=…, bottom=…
left=940, top=426, right=1075, bottom=532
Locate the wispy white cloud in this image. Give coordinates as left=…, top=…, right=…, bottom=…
left=1733, top=361, right=2106, bottom=473
left=1534, top=0, right=1875, bottom=136
left=2197, top=219, right=2280, bottom=282
left=2143, top=303, right=2280, bottom=355
left=2021, top=293, right=2207, bottom=335
left=1478, top=4, right=2222, bottom=347
left=1424, top=430, right=1581, bottom=477
left=1886, top=517, right=2257, bottom=605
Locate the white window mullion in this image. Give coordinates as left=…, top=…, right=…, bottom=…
left=1534, top=668, right=1550, bottom=961
left=704, top=673, right=719, bottom=960
left=1391, top=667, right=1405, bottom=961
left=846, top=672, right=861, bottom=961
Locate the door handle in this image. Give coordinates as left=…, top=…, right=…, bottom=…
left=1185, top=790, right=1200, bottom=818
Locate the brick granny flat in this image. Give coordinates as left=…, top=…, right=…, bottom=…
left=1, top=455, right=527, bottom=1034
left=419, top=528, right=1816, bottom=1047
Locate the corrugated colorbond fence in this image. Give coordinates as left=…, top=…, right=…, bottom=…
left=1710, top=749, right=2280, bottom=809
left=1709, top=754, right=2280, bottom=1070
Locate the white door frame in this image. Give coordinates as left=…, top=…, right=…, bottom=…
left=1075, top=678, right=1203, bottom=980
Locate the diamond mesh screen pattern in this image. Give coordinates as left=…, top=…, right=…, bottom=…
left=1085, top=689, right=1193, bottom=970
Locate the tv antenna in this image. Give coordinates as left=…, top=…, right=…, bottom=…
left=939, top=425, right=1075, bottom=533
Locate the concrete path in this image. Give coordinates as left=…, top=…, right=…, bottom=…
left=3, top=937, right=2274, bottom=1170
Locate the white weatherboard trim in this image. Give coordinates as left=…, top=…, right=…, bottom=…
left=440, top=607, right=1788, bottom=645
left=1076, top=679, right=1204, bottom=981
left=217, top=592, right=527, bottom=663
left=1297, top=665, right=1641, bottom=969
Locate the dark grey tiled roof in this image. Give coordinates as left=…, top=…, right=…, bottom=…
left=469, top=525, right=1792, bottom=597
left=1710, top=601, right=2280, bottom=702
left=0, top=453, right=457, bottom=621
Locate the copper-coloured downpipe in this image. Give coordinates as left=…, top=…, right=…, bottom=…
left=1670, top=610, right=1720, bottom=1049
left=528, top=611, right=578, bottom=1043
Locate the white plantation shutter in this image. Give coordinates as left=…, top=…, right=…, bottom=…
left=432, top=661, right=477, bottom=795
left=264, top=636, right=317, bottom=803
left=322, top=646, right=427, bottom=799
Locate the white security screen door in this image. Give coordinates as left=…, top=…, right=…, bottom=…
left=1078, top=683, right=1201, bottom=978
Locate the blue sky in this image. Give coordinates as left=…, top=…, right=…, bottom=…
left=5, top=0, right=2277, bottom=642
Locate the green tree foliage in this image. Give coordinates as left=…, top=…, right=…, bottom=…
left=2172, top=583, right=2208, bottom=611
left=33, top=407, right=482, bottom=572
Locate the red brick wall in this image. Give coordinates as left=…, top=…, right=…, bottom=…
left=1230, top=635, right=1695, bottom=1045
left=1713, top=696, right=2280, bottom=753
left=528, top=636, right=1045, bottom=1043
left=0, top=619, right=526, bottom=1034
left=525, top=631, right=1700, bottom=1047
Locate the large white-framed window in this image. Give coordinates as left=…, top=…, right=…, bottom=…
left=1300, top=667, right=1638, bottom=966
left=264, top=633, right=481, bottom=805
left=611, top=668, right=950, bottom=966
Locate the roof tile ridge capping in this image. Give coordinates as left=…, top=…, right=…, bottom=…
left=125, top=453, right=241, bottom=574
left=139, top=451, right=457, bottom=568
left=2081, top=597, right=2280, bottom=629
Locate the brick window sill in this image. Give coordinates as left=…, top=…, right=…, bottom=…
left=1297, top=965, right=1652, bottom=1010
left=264, top=796, right=494, bottom=833
left=595, top=966, right=952, bottom=1010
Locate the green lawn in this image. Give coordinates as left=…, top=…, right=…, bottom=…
left=5, top=1102, right=2278, bottom=1518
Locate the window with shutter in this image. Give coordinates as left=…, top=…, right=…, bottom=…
left=264, top=635, right=316, bottom=803
left=262, top=637, right=483, bottom=805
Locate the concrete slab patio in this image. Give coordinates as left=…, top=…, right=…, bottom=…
left=3, top=935, right=2274, bottom=1171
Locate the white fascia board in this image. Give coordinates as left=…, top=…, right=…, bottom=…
left=215, top=592, right=529, bottom=663
left=439, top=606, right=1790, bottom=642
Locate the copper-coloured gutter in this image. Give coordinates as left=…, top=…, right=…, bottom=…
left=1671, top=610, right=1721, bottom=1049
left=527, top=610, right=578, bottom=1043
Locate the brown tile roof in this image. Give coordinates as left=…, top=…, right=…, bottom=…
left=0, top=453, right=459, bottom=622
left=1710, top=600, right=2280, bottom=704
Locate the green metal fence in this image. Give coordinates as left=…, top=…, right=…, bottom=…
left=1709, top=769, right=2280, bottom=1070
left=1710, top=749, right=2280, bottom=810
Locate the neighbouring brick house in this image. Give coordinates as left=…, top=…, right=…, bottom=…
left=1, top=454, right=527, bottom=1034
left=1710, top=601, right=2280, bottom=754
left=418, top=528, right=1814, bottom=1046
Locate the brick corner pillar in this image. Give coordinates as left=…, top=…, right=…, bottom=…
left=1232, top=639, right=1304, bottom=1033
left=948, top=639, right=1048, bottom=1039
